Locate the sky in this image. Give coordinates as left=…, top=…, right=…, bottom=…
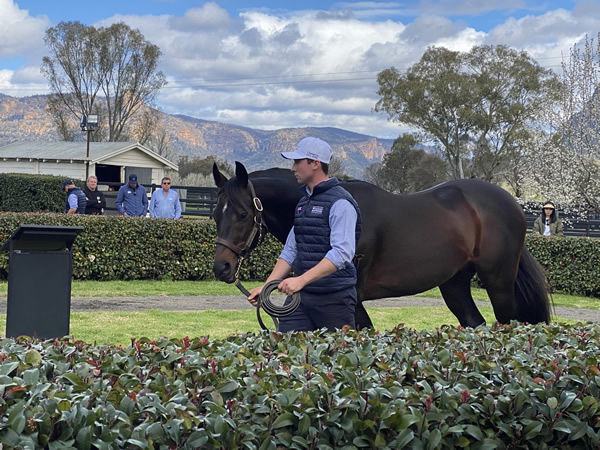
left=1, top=0, right=599, bottom=139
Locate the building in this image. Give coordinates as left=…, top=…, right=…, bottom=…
left=0, top=141, right=178, bottom=186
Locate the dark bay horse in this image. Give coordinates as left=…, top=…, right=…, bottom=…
left=212, top=162, right=551, bottom=329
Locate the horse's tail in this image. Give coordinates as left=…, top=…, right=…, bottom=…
left=514, top=247, right=553, bottom=324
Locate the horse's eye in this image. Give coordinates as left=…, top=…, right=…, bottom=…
left=240, top=211, right=248, bottom=219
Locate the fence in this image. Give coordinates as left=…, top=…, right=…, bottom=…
left=99, top=181, right=600, bottom=236
left=523, top=211, right=600, bottom=238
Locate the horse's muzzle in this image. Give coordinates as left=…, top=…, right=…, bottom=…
left=213, top=259, right=236, bottom=283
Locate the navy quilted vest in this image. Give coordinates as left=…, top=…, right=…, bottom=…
left=65, top=187, right=87, bottom=214
left=293, top=178, right=361, bottom=294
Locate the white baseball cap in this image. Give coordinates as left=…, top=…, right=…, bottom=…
left=281, top=137, right=332, bottom=164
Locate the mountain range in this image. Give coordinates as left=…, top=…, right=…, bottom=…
left=0, top=94, right=395, bottom=178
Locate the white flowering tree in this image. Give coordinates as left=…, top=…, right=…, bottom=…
left=526, top=34, right=600, bottom=215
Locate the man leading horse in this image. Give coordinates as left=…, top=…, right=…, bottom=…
left=247, top=137, right=362, bottom=332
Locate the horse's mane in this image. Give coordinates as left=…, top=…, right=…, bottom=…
left=250, top=167, right=294, bottom=180
left=222, top=167, right=296, bottom=205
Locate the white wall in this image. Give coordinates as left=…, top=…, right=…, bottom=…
left=0, top=160, right=34, bottom=173
left=151, top=168, right=166, bottom=184
left=103, top=149, right=162, bottom=167
left=39, top=162, right=86, bottom=180
left=0, top=160, right=86, bottom=180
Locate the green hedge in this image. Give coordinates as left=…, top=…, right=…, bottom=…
left=0, top=173, right=81, bottom=213
left=0, top=213, right=599, bottom=297
left=0, top=212, right=281, bottom=282
left=1, top=323, right=599, bottom=448
left=526, top=235, right=600, bottom=297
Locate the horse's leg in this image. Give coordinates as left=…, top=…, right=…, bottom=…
left=353, top=252, right=373, bottom=330
left=439, top=264, right=486, bottom=328
left=477, top=266, right=519, bottom=324
left=354, top=301, right=373, bottom=329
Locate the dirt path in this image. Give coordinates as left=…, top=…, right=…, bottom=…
left=1, top=295, right=597, bottom=322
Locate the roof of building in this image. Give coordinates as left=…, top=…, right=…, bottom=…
left=0, top=141, right=178, bottom=170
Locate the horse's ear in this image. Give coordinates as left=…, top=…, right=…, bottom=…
left=212, top=162, right=228, bottom=188
left=235, top=161, right=248, bottom=189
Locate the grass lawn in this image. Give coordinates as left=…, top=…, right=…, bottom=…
left=0, top=280, right=593, bottom=346
left=0, top=306, right=580, bottom=346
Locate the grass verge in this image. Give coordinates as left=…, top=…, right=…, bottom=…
left=0, top=306, right=579, bottom=346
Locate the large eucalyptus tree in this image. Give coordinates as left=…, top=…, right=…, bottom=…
left=42, top=21, right=166, bottom=142
left=375, top=45, right=561, bottom=188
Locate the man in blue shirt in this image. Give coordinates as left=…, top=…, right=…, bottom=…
left=248, top=137, right=362, bottom=331
left=116, top=174, right=148, bottom=217
left=149, top=177, right=182, bottom=219
left=62, top=179, right=87, bottom=214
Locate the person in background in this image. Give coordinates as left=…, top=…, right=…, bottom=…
left=83, top=175, right=106, bottom=215
left=149, top=176, right=182, bottom=219
left=62, top=179, right=87, bottom=214
left=116, top=174, right=148, bottom=217
left=533, top=201, right=564, bottom=236
left=247, top=137, right=362, bottom=332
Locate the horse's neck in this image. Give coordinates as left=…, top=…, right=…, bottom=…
left=253, top=176, right=300, bottom=244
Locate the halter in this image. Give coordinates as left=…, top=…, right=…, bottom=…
left=215, top=178, right=266, bottom=260
left=214, top=179, right=300, bottom=330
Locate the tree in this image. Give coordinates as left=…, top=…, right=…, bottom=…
left=328, top=157, right=347, bottom=179
left=129, top=107, right=173, bottom=159
left=172, top=156, right=235, bottom=187
left=526, top=34, right=600, bottom=214
left=375, top=45, right=560, bottom=183
left=364, top=134, right=447, bottom=193
left=41, top=21, right=166, bottom=142
left=178, top=156, right=234, bottom=180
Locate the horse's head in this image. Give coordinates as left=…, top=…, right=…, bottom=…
left=212, top=161, right=265, bottom=283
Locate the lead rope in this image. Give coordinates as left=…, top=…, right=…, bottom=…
left=228, top=179, right=301, bottom=330
left=231, top=255, right=271, bottom=329
left=233, top=262, right=301, bottom=330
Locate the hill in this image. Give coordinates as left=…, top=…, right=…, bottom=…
left=0, top=94, right=395, bottom=178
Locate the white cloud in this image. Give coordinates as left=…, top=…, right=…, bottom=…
left=0, top=68, right=47, bottom=96
left=100, top=3, right=600, bottom=138
left=0, top=0, right=49, bottom=58
left=168, top=2, right=233, bottom=31
left=4, top=1, right=600, bottom=139
left=483, top=7, right=600, bottom=72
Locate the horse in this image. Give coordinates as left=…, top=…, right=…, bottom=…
left=212, top=161, right=551, bottom=329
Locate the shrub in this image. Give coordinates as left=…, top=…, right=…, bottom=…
left=0, top=173, right=83, bottom=213
left=0, top=323, right=599, bottom=448
left=526, top=235, right=600, bottom=297
left=0, top=212, right=599, bottom=298
left=0, top=212, right=281, bottom=281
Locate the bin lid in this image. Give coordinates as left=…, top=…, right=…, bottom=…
left=1, top=224, right=84, bottom=252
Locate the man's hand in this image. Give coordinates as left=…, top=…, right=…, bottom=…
left=278, top=277, right=306, bottom=296
left=247, top=285, right=264, bottom=306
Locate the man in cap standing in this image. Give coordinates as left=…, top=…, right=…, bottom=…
left=116, top=174, right=148, bottom=217
left=62, top=179, right=87, bottom=214
left=247, top=137, right=362, bottom=332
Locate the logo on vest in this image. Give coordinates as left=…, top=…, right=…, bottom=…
left=311, top=205, right=324, bottom=215
left=296, top=206, right=303, bottom=216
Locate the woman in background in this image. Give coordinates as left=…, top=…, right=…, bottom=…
left=533, top=201, right=563, bottom=236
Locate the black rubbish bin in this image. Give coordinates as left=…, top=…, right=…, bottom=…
left=1, top=224, right=83, bottom=339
